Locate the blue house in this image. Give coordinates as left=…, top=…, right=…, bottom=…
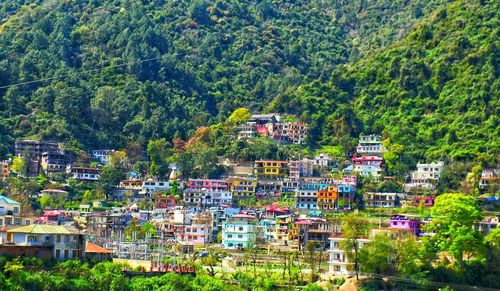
left=222, top=214, right=258, bottom=248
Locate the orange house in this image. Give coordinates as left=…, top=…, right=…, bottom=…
left=317, top=186, right=338, bottom=210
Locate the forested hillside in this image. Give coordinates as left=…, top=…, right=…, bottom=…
left=0, top=0, right=498, bottom=170
left=270, top=0, right=499, bottom=171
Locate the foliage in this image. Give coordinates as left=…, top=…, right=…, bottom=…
left=425, top=193, right=483, bottom=267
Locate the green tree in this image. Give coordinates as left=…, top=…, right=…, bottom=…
left=147, top=139, right=172, bottom=177
left=227, top=108, right=251, bottom=125
left=426, top=193, right=483, bottom=268
left=11, top=157, right=28, bottom=177
left=340, top=213, right=370, bottom=280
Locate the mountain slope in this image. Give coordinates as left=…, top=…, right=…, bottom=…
left=270, top=0, right=499, bottom=171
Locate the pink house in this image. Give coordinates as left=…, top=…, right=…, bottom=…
left=187, top=179, right=229, bottom=191
left=388, top=214, right=421, bottom=236
left=414, top=195, right=436, bottom=207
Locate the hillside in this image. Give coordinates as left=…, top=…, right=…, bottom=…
left=269, top=0, right=499, bottom=172
left=0, top=0, right=497, bottom=169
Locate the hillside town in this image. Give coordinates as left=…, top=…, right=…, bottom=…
left=0, top=113, right=498, bottom=286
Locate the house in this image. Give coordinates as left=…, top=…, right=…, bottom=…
left=404, top=161, right=444, bottom=192
left=154, top=194, right=178, bottom=209
left=187, top=178, right=229, bottom=192
left=289, top=158, right=314, bottom=180
left=256, top=180, right=282, bottom=199
left=2, top=224, right=84, bottom=261
left=237, top=122, right=258, bottom=139
left=66, top=165, right=101, bottom=181
left=337, top=184, right=356, bottom=210
left=273, top=122, right=308, bottom=145
left=229, top=177, right=257, bottom=200
left=176, top=213, right=212, bottom=245
left=352, top=156, right=383, bottom=178
left=317, top=186, right=338, bottom=211
left=356, top=134, right=384, bottom=156
left=294, top=189, right=318, bottom=210
left=328, top=235, right=371, bottom=275
left=363, top=192, right=404, bottom=208
left=91, top=150, right=112, bottom=165
left=387, top=214, right=421, bottom=236
left=0, top=195, right=34, bottom=243
left=1, top=159, right=11, bottom=180
left=479, top=169, right=500, bottom=192
left=314, top=153, right=335, bottom=168
left=113, top=179, right=142, bottom=201
left=222, top=214, right=258, bottom=248
left=247, top=114, right=280, bottom=124
left=85, top=241, right=112, bottom=261
left=414, top=195, right=436, bottom=207
left=87, top=211, right=130, bottom=240
left=35, top=210, right=69, bottom=225
left=41, top=150, right=75, bottom=174
left=15, top=140, right=60, bottom=160
left=254, top=160, right=289, bottom=179
left=141, top=180, right=174, bottom=196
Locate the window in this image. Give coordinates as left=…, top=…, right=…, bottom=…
left=228, top=234, right=232, bottom=238
left=13, top=207, right=19, bottom=214
left=55, top=249, right=61, bottom=259
left=56, top=235, right=61, bottom=243
left=238, top=235, right=243, bottom=238
left=0, top=219, right=2, bottom=225
left=64, top=250, right=69, bottom=259
left=239, top=227, right=244, bottom=231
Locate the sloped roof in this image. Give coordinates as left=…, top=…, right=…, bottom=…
left=0, top=195, right=21, bottom=205
left=85, top=241, right=112, bottom=254
left=7, top=224, right=80, bottom=234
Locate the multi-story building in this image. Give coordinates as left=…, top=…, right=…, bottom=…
left=41, top=150, right=74, bottom=174
left=222, top=214, right=258, bottom=248
left=0, top=195, right=33, bottom=233
left=404, top=161, right=444, bottom=192
left=479, top=169, right=499, bottom=192
left=317, top=186, right=338, bottom=211
left=352, top=156, right=383, bottom=178
left=229, top=177, right=257, bottom=200
left=256, top=180, right=282, bottom=199
left=328, top=235, right=371, bottom=275
left=91, top=149, right=112, bottom=165
left=294, top=189, right=318, bottom=210
left=66, top=165, right=101, bottom=181
left=337, top=184, right=356, bottom=210
left=363, top=192, right=404, bottom=208
left=254, top=160, right=289, bottom=179
left=184, top=189, right=232, bottom=207
left=176, top=213, right=212, bottom=246
left=289, top=158, right=314, bottom=180
left=314, top=153, right=335, bottom=167
left=387, top=214, right=421, bottom=236
left=15, top=140, right=60, bottom=160
left=112, top=179, right=143, bottom=201
left=3, top=224, right=84, bottom=261
left=356, top=134, right=384, bottom=156
left=0, top=159, right=11, bottom=180
left=87, top=211, right=130, bottom=240
left=237, top=122, right=258, bottom=139
left=273, top=122, right=308, bottom=145
left=187, top=178, right=229, bottom=192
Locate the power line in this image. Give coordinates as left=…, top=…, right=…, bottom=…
left=0, top=43, right=232, bottom=90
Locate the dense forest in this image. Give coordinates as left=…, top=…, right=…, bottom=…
left=0, top=0, right=498, bottom=169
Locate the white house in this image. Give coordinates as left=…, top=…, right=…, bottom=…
left=328, top=235, right=371, bottom=275
left=404, top=161, right=444, bottom=192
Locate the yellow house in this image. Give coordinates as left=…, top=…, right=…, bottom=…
left=229, top=177, right=257, bottom=199
left=254, top=160, right=289, bottom=179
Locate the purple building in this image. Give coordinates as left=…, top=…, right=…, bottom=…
left=187, top=178, right=229, bottom=192
left=388, top=214, right=421, bottom=236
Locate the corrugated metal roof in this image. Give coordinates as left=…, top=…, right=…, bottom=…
left=0, top=195, right=21, bottom=205
left=7, top=224, right=80, bottom=234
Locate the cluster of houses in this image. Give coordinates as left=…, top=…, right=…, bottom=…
left=237, top=114, right=308, bottom=145
left=0, top=130, right=498, bottom=276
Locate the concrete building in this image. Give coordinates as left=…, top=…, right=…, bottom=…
left=352, top=156, right=383, bottom=178
left=404, top=161, right=444, bottom=192
left=356, top=134, right=384, bottom=156
left=363, top=192, right=404, bottom=208
left=289, top=158, right=314, bottom=180
left=254, top=160, right=289, bottom=179
left=91, top=150, right=112, bottom=165
left=3, top=224, right=84, bottom=261
left=66, top=165, right=101, bottom=181
left=294, top=189, right=319, bottom=210
left=222, top=214, right=258, bottom=248
left=15, top=140, right=59, bottom=160
left=328, top=235, right=370, bottom=275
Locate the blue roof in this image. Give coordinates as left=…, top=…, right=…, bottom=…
left=0, top=195, right=21, bottom=205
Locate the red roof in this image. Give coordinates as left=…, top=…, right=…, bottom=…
left=352, top=156, right=383, bottom=161
left=295, top=220, right=313, bottom=225
left=85, top=241, right=112, bottom=254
